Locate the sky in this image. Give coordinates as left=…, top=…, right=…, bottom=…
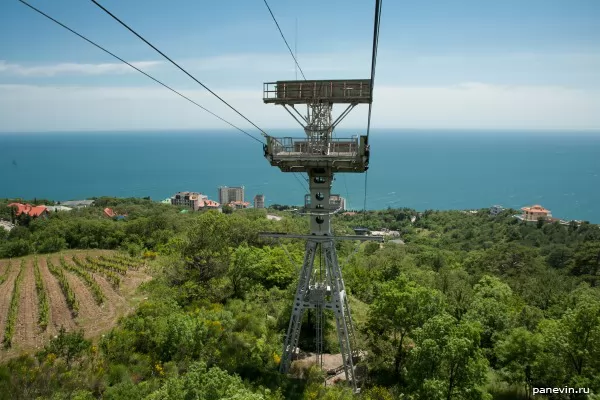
left=0, top=0, right=599, bottom=132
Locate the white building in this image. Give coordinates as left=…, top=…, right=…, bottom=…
left=371, top=228, right=401, bottom=237
left=45, top=205, right=73, bottom=212
left=61, top=200, right=95, bottom=208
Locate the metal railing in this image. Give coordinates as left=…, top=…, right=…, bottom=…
left=269, top=137, right=359, bottom=157
left=263, top=80, right=372, bottom=103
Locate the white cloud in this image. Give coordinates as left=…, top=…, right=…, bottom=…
left=371, top=83, right=600, bottom=130
left=180, top=53, right=365, bottom=75
left=0, top=82, right=598, bottom=132
left=0, top=53, right=362, bottom=80
left=0, top=60, right=163, bottom=77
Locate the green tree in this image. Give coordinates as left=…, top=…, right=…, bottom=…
left=41, top=327, right=90, bottom=367
left=367, top=275, right=444, bottom=379
left=229, top=244, right=263, bottom=298
left=407, top=313, right=491, bottom=400
left=536, top=294, right=600, bottom=390
left=464, top=276, right=513, bottom=356
left=545, top=244, right=573, bottom=269
left=437, top=267, right=473, bottom=321
left=145, top=361, right=278, bottom=400
left=495, top=327, right=543, bottom=399
left=571, top=242, right=600, bottom=285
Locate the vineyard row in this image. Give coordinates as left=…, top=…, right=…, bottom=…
left=3, top=260, right=26, bottom=348
left=33, top=258, right=49, bottom=331
left=47, top=258, right=79, bottom=317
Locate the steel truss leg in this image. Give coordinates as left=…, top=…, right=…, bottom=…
left=323, top=239, right=358, bottom=392
left=280, top=240, right=317, bottom=373
left=279, top=238, right=359, bottom=392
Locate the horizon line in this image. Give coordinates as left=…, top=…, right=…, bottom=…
left=2, top=127, right=600, bottom=134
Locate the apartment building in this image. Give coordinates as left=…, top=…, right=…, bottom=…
left=254, top=194, right=265, bottom=209
left=218, top=186, right=245, bottom=205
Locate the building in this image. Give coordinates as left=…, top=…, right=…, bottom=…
left=45, top=205, right=73, bottom=212
left=61, top=200, right=95, bottom=208
left=353, top=227, right=371, bottom=236
left=490, top=205, right=505, bottom=216
left=204, top=199, right=221, bottom=210
left=170, top=191, right=208, bottom=211
left=520, top=204, right=552, bottom=222
left=371, top=228, right=401, bottom=237
left=329, top=195, right=346, bottom=211
left=0, top=220, right=16, bottom=232
left=228, top=201, right=250, bottom=209
left=254, top=194, right=265, bottom=209
left=218, top=186, right=245, bottom=205
left=8, top=203, right=49, bottom=218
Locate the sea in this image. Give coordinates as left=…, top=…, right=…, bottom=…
left=1, top=129, right=599, bottom=223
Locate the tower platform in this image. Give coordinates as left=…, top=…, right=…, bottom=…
left=263, top=79, right=372, bottom=105
left=264, top=135, right=370, bottom=173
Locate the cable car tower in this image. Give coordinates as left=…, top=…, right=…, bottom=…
left=260, top=80, right=382, bottom=392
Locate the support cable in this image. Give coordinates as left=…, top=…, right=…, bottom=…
left=363, top=0, right=383, bottom=212
left=293, top=172, right=309, bottom=193
left=262, top=1, right=317, bottom=195
left=344, top=241, right=363, bottom=268
left=18, top=0, right=265, bottom=145
left=366, top=0, right=383, bottom=139
left=262, top=0, right=306, bottom=81
left=90, top=0, right=268, bottom=137
left=278, top=240, right=300, bottom=274
left=363, top=171, right=369, bottom=212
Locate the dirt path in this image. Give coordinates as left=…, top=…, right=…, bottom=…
left=38, top=257, right=77, bottom=336
left=0, top=259, right=21, bottom=345
left=14, top=258, right=42, bottom=351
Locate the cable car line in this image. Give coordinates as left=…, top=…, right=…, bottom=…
left=262, top=0, right=307, bottom=81
left=363, top=0, right=383, bottom=212
left=90, top=0, right=269, bottom=138
left=17, top=0, right=265, bottom=145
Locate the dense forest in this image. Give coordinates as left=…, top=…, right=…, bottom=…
left=0, top=197, right=599, bottom=399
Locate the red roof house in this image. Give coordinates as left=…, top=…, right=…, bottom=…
left=520, top=204, right=552, bottom=222
left=8, top=203, right=49, bottom=218
left=228, top=201, right=250, bottom=209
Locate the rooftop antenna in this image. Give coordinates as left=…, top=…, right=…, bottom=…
left=260, top=80, right=381, bottom=392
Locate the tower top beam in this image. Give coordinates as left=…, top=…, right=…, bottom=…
left=263, top=79, right=372, bottom=105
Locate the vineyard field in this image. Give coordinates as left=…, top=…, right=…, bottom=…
left=0, top=250, right=151, bottom=361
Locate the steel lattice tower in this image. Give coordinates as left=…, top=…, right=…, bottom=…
left=260, top=80, right=382, bottom=392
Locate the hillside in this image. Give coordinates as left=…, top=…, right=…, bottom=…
left=0, top=198, right=599, bottom=399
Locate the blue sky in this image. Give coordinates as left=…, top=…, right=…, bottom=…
left=1, top=0, right=599, bottom=131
